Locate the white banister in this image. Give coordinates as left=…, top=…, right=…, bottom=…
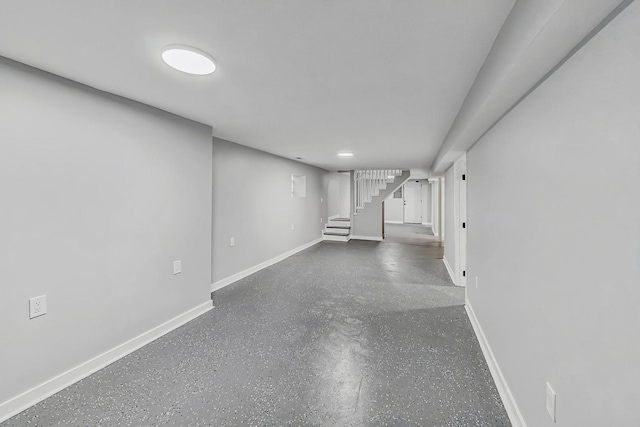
left=353, top=169, right=402, bottom=212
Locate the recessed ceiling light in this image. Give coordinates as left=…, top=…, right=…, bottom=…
left=337, top=152, right=354, bottom=157
left=161, top=46, right=216, bottom=75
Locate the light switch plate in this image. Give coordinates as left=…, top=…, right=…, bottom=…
left=173, top=260, right=182, bottom=275
left=29, top=295, right=47, bottom=319
left=546, top=382, right=556, bottom=422
left=229, top=237, right=235, bottom=247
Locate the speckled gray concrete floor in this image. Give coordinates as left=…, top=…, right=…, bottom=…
left=384, top=223, right=435, bottom=244
left=4, top=234, right=510, bottom=426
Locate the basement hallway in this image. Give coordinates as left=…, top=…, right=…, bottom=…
left=4, top=237, right=510, bottom=426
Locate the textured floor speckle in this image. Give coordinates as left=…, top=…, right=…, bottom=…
left=384, top=223, right=435, bottom=244
left=4, top=226, right=510, bottom=426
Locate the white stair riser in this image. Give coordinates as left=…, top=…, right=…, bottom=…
left=323, top=234, right=350, bottom=242
left=324, top=228, right=349, bottom=235
left=328, top=221, right=351, bottom=227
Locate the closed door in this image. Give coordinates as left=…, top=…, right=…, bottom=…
left=403, top=181, right=422, bottom=224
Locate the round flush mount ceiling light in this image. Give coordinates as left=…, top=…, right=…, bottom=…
left=161, top=46, right=216, bottom=75
left=337, top=152, right=354, bottom=157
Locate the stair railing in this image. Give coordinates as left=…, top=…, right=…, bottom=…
left=354, top=169, right=402, bottom=211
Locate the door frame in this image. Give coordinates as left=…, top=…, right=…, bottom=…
left=453, top=154, right=467, bottom=287
left=428, top=178, right=441, bottom=239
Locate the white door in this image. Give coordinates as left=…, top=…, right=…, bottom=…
left=403, top=181, right=422, bottom=224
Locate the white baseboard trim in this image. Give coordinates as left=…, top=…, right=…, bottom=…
left=442, top=256, right=456, bottom=285
left=211, top=237, right=323, bottom=293
left=465, top=300, right=527, bottom=427
left=0, top=300, right=213, bottom=423
left=384, top=220, right=404, bottom=224
left=421, top=222, right=433, bottom=227
left=350, top=235, right=383, bottom=242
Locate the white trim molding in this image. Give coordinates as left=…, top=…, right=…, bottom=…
left=421, top=222, right=433, bottom=227
left=465, top=300, right=527, bottom=427
left=384, top=220, right=404, bottom=224
left=211, top=237, right=323, bottom=293
left=442, top=256, right=456, bottom=285
left=0, top=301, right=213, bottom=423
left=350, top=235, right=383, bottom=242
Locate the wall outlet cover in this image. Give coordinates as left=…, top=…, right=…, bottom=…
left=173, top=260, right=182, bottom=275
left=29, top=295, right=47, bottom=319
left=229, top=237, right=235, bottom=247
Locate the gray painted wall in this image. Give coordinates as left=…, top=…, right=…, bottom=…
left=327, top=173, right=340, bottom=218
left=466, top=3, right=640, bottom=426
left=444, top=166, right=456, bottom=277
left=211, top=138, right=327, bottom=283
left=327, top=172, right=351, bottom=219
left=0, top=58, right=213, bottom=405
left=352, top=170, right=409, bottom=238
left=384, top=194, right=404, bottom=223
left=338, top=173, right=350, bottom=218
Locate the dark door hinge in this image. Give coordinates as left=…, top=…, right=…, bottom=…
left=463, top=271, right=466, bottom=277
left=462, top=222, right=466, bottom=228
left=462, top=174, right=466, bottom=181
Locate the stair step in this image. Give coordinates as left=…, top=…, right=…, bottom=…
left=326, top=225, right=350, bottom=229
left=328, top=219, right=351, bottom=227
left=323, top=234, right=350, bottom=242
left=324, top=229, right=349, bottom=235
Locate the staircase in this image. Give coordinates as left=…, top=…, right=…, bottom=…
left=322, top=170, right=403, bottom=242
left=354, top=169, right=403, bottom=211
left=323, top=217, right=351, bottom=242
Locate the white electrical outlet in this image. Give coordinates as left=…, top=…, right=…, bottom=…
left=475, top=276, right=479, bottom=289
left=291, top=224, right=295, bottom=230
left=229, top=237, right=235, bottom=247
left=546, top=382, right=557, bottom=422
left=173, top=260, right=182, bottom=275
left=320, top=197, right=323, bottom=203
left=29, top=295, right=47, bottom=319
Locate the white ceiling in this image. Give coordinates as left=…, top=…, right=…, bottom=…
left=0, top=1, right=514, bottom=171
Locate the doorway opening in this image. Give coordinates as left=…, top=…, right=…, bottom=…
left=383, top=179, right=436, bottom=243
